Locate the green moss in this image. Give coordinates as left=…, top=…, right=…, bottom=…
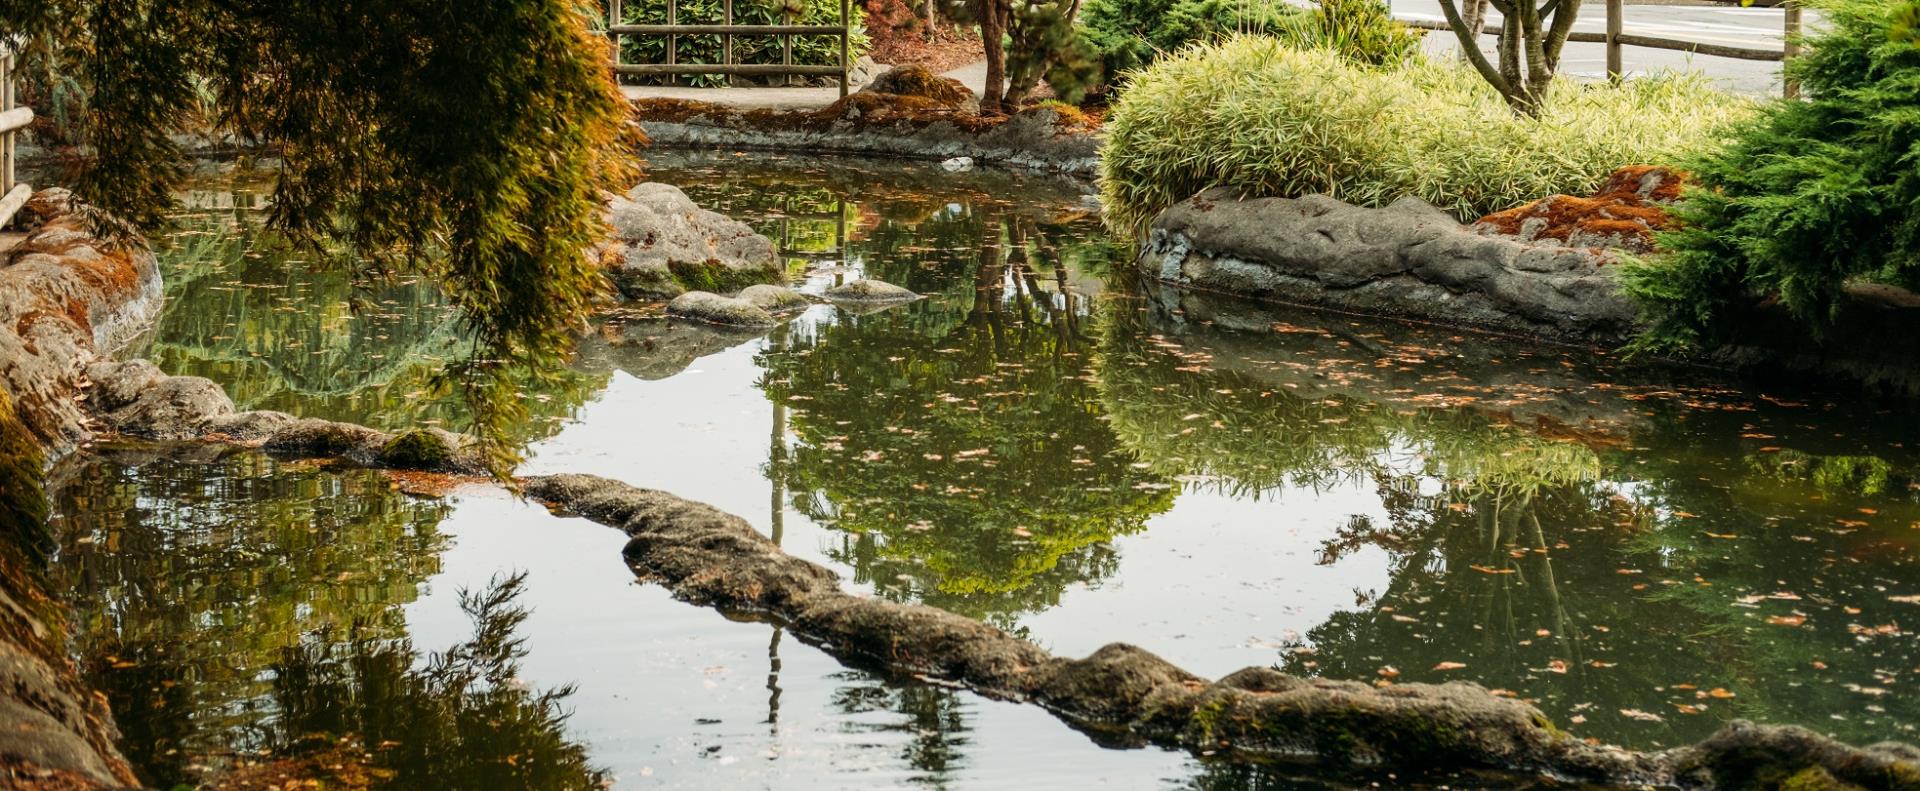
left=1779, top=766, right=1864, bottom=791
left=667, top=258, right=776, bottom=295
left=379, top=429, right=452, bottom=469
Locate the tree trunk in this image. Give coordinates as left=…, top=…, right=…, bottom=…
left=1439, top=0, right=1583, bottom=116
left=978, top=0, right=1007, bottom=113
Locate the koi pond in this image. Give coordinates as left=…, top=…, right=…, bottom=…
left=42, top=152, right=1920, bottom=789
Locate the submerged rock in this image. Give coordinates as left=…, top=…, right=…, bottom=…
left=667, top=291, right=779, bottom=328
left=600, top=183, right=780, bottom=300
left=1140, top=188, right=1639, bottom=345
left=821, top=279, right=921, bottom=304
left=735, top=283, right=811, bottom=312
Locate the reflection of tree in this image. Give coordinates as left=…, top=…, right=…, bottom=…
left=1096, top=291, right=1920, bottom=750
left=761, top=216, right=1172, bottom=625
left=263, top=574, right=606, bottom=790
left=149, top=171, right=607, bottom=445
left=49, top=448, right=451, bottom=787
left=829, top=673, right=970, bottom=788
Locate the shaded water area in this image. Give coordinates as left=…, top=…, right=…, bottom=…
left=39, top=152, right=1920, bottom=789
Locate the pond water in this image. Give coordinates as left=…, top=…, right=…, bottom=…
left=41, top=152, right=1920, bottom=789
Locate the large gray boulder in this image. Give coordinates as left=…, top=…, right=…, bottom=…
left=600, top=182, right=780, bottom=300
left=1139, top=189, right=1640, bottom=345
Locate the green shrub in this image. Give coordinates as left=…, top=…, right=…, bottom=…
left=1077, top=0, right=1414, bottom=97
left=1078, top=0, right=1300, bottom=92
left=1270, top=0, right=1423, bottom=67
left=619, top=0, right=870, bottom=87
left=1622, top=0, right=1920, bottom=352
left=1099, top=36, right=1753, bottom=229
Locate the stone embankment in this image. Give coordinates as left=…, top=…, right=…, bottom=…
left=0, top=189, right=154, bottom=790
left=1139, top=188, right=1641, bottom=346
left=1139, top=172, right=1920, bottom=391
left=633, top=66, right=1101, bottom=177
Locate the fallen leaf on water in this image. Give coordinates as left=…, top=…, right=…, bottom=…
left=1767, top=614, right=1808, bottom=627
left=1433, top=662, right=1467, bottom=671
left=1620, top=708, right=1665, bottom=723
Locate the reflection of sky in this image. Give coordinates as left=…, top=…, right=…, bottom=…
left=477, top=328, right=1400, bottom=785
left=402, top=492, right=1197, bottom=789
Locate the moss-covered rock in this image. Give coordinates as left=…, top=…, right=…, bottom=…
left=666, top=291, right=779, bottom=328
left=860, top=65, right=976, bottom=108
left=820, top=279, right=920, bottom=304
left=736, top=284, right=811, bottom=312
left=601, top=183, right=780, bottom=300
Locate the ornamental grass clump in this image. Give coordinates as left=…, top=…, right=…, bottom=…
left=1099, top=36, right=1753, bottom=230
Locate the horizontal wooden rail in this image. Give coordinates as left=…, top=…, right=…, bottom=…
left=0, top=106, right=32, bottom=135
left=611, top=23, right=845, bottom=36
left=1399, top=18, right=1785, bottom=61
left=615, top=62, right=846, bottom=77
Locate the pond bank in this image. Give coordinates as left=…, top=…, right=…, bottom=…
left=632, top=96, right=1101, bottom=177
left=0, top=189, right=154, bottom=790
left=1139, top=186, right=1920, bottom=392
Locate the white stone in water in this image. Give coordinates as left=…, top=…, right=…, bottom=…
left=941, top=157, right=975, bottom=172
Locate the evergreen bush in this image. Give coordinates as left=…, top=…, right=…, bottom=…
left=1623, top=0, right=1920, bottom=351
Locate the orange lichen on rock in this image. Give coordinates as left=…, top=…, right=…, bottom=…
left=1475, top=165, right=1687, bottom=255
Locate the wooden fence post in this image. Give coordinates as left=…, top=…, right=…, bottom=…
left=782, top=10, right=795, bottom=87
left=667, top=0, right=680, bottom=86
left=2, top=49, right=12, bottom=201
left=1783, top=1, right=1802, bottom=99
left=609, top=0, right=623, bottom=66
left=723, top=0, right=735, bottom=87
left=0, top=43, right=34, bottom=230
left=839, top=0, right=851, bottom=98
left=1605, top=0, right=1624, bottom=81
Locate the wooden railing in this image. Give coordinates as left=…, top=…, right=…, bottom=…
left=1401, top=0, right=1804, bottom=97
left=608, top=0, right=854, bottom=97
left=0, top=40, right=33, bottom=228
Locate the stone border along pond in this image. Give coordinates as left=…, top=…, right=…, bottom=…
left=627, top=66, right=1102, bottom=178
left=6, top=187, right=1920, bottom=790
left=1139, top=183, right=1920, bottom=392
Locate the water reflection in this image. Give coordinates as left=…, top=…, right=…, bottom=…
left=146, top=170, right=608, bottom=445
left=1104, top=281, right=1920, bottom=749
left=757, top=210, right=1170, bottom=626
left=50, top=446, right=451, bottom=787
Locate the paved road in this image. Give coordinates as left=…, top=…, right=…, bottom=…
left=1392, top=0, right=1817, bottom=94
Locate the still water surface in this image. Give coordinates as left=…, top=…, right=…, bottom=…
left=44, top=152, right=1920, bottom=789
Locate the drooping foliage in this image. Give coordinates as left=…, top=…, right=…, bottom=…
left=1623, top=0, right=1920, bottom=352
left=2, top=0, right=633, bottom=474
